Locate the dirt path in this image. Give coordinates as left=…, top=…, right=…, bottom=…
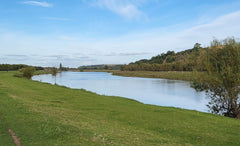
left=8, top=129, right=21, bottom=146
left=0, top=114, right=21, bottom=146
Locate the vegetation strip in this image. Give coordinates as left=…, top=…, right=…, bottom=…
left=110, top=70, right=201, bottom=81
left=8, top=129, right=21, bottom=146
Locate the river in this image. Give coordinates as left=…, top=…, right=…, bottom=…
left=32, top=71, right=209, bottom=112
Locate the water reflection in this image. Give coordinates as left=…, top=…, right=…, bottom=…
left=32, top=71, right=209, bottom=112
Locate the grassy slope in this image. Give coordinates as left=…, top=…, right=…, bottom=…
left=0, top=71, right=240, bottom=145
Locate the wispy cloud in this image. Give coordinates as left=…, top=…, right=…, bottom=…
left=1, top=10, right=240, bottom=67
left=22, top=1, right=53, bottom=7
left=42, top=17, right=70, bottom=21
left=105, top=52, right=150, bottom=56
left=93, top=0, right=146, bottom=19
left=3, top=54, right=30, bottom=61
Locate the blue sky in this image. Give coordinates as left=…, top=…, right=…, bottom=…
left=0, top=0, right=240, bottom=67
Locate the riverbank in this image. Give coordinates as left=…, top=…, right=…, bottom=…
left=84, top=70, right=204, bottom=81
left=0, top=71, right=239, bottom=145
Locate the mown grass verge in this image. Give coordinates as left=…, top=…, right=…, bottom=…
left=0, top=71, right=239, bottom=145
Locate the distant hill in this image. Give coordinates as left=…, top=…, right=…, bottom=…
left=121, top=43, right=207, bottom=71
left=79, top=64, right=123, bottom=70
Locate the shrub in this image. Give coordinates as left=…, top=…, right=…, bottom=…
left=20, top=67, right=35, bottom=79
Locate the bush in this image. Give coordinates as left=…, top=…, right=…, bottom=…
left=20, top=67, right=35, bottom=79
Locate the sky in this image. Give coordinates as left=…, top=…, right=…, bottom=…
left=0, top=0, right=240, bottom=67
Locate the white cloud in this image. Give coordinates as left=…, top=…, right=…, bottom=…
left=120, top=10, right=240, bottom=48
left=104, top=52, right=150, bottom=56
left=0, top=11, right=240, bottom=67
left=93, top=0, right=145, bottom=19
left=22, top=1, right=53, bottom=7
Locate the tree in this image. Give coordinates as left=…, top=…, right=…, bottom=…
left=104, top=65, right=109, bottom=70
left=191, top=38, right=240, bottom=118
left=194, top=43, right=201, bottom=49
left=51, top=67, right=58, bottom=85
left=20, top=67, right=35, bottom=79
left=59, top=63, right=63, bottom=71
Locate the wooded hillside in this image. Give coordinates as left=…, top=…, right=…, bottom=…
left=121, top=39, right=239, bottom=72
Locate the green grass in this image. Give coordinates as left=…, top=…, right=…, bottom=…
left=0, top=71, right=240, bottom=145
left=109, top=70, right=205, bottom=81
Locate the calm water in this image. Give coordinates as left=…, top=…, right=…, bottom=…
left=32, top=71, right=209, bottom=112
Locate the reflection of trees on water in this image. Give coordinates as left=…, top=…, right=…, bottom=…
left=152, top=79, right=205, bottom=102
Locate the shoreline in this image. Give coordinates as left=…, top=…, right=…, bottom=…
left=81, top=70, right=205, bottom=81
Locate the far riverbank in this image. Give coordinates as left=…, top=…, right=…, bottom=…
left=82, top=70, right=205, bottom=81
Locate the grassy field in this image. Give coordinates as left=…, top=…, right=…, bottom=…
left=0, top=71, right=240, bottom=145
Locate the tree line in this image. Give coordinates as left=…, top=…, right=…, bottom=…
left=121, top=43, right=208, bottom=71
left=78, top=64, right=122, bottom=71
left=0, top=64, right=43, bottom=71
